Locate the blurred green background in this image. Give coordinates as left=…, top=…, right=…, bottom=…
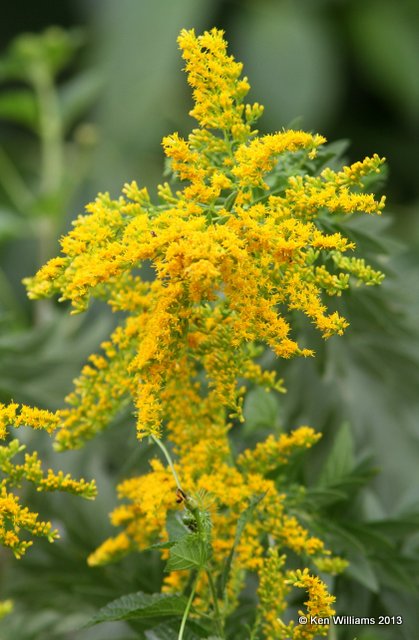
left=1, top=1, right=419, bottom=639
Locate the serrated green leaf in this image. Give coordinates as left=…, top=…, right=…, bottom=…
left=148, top=540, right=176, bottom=551
left=147, top=512, right=189, bottom=552
left=144, top=619, right=209, bottom=639
left=165, top=535, right=210, bottom=572
left=218, top=494, right=265, bottom=598
left=84, top=591, right=189, bottom=627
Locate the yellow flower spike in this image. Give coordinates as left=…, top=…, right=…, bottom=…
left=286, top=568, right=336, bottom=639
left=177, top=27, right=256, bottom=139
left=0, top=483, right=59, bottom=558
left=238, top=427, right=322, bottom=475
left=257, top=548, right=292, bottom=640
left=0, top=410, right=96, bottom=556
left=0, top=403, right=59, bottom=436
left=4, top=29, right=386, bottom=630
left=232, top=131, right=326, bottom=189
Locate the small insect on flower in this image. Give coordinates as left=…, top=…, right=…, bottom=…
left=176, top=487, right=187, bottom=504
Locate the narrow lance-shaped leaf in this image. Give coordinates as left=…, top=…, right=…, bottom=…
left=317, top=422, right=354, bottom=487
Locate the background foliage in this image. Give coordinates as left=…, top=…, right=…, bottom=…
left=1, top=1, right=419, bottom=639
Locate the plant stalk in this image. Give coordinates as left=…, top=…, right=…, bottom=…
left=33, top=66, right=63, bottom=198
left=178, top=571, right=199, bottom=640
left=206, top=568, right=225, bottom=639
left=150, top=434, right=182, bottom=490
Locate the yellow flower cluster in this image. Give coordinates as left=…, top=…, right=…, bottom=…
left=0, top=483, right=57, bottom=558
left=1, top=26, right=386, bottom=637
left=287, top=568, right=336, bottom=639
left=21, top=27, right=384, bottom=445
left=87, top=457, right=176, bottom=567
left=0, top=408, right=96, bottom=557
left=88, top=369, right=344, bottom=630
left=0, top=402, right=59, bottom=438
left=237, top=426, right=321, bottom=475
left=177, top=27, right=260, bottom=140
left=257, top=549, right=290, bottom=639
left=258, top=554, right=337, bottom=640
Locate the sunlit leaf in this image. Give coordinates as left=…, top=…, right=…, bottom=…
left=165, top=535, right=210, bottom=572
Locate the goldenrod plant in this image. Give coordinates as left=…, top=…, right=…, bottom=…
left=4, top=27, right=414, bottom=640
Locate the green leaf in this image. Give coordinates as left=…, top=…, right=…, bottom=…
left=144, top=619, right=208, bottom=639
left=218, top=494, right=265, bottom=597
left=148, top=512, right=190, bottom=551
left=345, top=553, right=379, bottom=593
left=305, top=486, right=348, bottom=507
left=327, top=461, right=378, bottom=499
left=243, top=387, right=281, bottom=433
left=344, top=522, right=394, bottom=553
left=0, top=89, right=38, bottom=131
left=317, top=422, right=354, bottom=487
left=323, top=521, right=366, bottom=554
left=368, top=513, right=419, bottom=538
left=85, top=591, right=189, bottom=627
left=378, top=556, right=418, bottom=594
left=165, top=534, right=210, bottom=572
left=166, top=510, right=190, bottom=542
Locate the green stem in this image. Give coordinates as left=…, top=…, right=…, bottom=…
left=31, top=65, right=63, bottom=325
left=32, top=66, right=63, bottom=197
left=150, top=437, right=223, bottom=636
left=150, top=434, right=182, bottom=490
left=178, top=571, right=199, bottom=640
left=206, top=568, right=225, bottom=639
left=328, top=621, right=337, bottom=640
